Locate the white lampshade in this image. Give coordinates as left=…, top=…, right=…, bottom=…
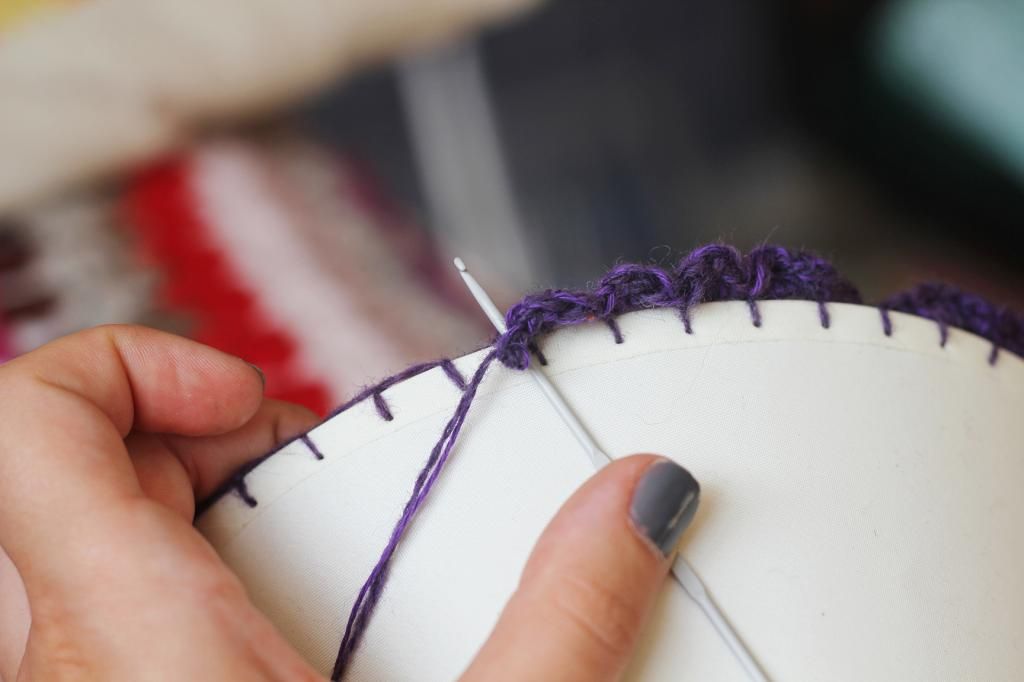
left=198, top=301, right=1024, bottom=680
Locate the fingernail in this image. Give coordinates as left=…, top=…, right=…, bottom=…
left=630, top=459, right=700, bottom=557
left=247, top=362, right=266, bottom=389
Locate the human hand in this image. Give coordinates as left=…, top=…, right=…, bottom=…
left=0, top=326, right=698, bottom=681
left=0, top=326, right=323, bottom=680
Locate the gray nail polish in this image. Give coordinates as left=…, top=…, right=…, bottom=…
left=630, top=460, right=700, bottom=556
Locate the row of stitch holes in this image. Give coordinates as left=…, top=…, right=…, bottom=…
left=879, top=306, right=1001, bottom=365
left=233, top=359, right=470, bottom=508
left=745, top=300, right=997, bottom=364
left=606, top=300, right=997, bottom=363
left=232, top=301, right=996, bottom=508
left=593, top=298, right=833, bottom=347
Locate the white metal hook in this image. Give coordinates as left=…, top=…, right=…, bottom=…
left=454, top=257, right=769, bottom=682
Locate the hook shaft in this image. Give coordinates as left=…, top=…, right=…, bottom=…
left=454, top=257, right=769, bottom=682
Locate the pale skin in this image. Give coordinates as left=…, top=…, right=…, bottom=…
left=0, top=325, right=677, bottom=681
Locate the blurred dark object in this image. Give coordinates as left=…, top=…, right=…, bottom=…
left=782, top=0, right=1024, bottom=270
left=301, top=0, right=1024, bottom=303
left=0, top=220, right=31, bottom=271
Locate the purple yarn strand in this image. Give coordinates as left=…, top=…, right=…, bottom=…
left=371, top=393, right=393, bottom=421
left=301, top=434, right=325, bottom=461
left=818, top=301, right=831, bottom=329
left=326, top=360, right=457, bottom=421
left=747, top=299, right=762, bottom=328
left=881, top=282, right=1024, bottom=361
left=331, top=352, right=498, bottom=679
left=880, top=306, right=894, bottom=336
left=439, top=359, right=467, bottom=390
left=194, top=360, right=460, bottom=516
left=605, top=317, right=625, bottom=344
left=235, top=479, right=256, bottom=508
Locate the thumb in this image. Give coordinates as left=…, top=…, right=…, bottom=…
left=463, top=455, right=700, bottom=682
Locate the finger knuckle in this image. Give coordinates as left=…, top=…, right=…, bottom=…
left=27, top=599, right=93, bottom=679
left=68, top=324, right=130, bottom=348
left=549, top=572, right=642, bottom=663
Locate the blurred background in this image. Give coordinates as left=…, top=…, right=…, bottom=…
left=0, top=0, right=1021, bottom=413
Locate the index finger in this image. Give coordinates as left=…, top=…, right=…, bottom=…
left=0, top=325, right=264, bottom=591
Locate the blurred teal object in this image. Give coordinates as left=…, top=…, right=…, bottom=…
left=872, top=0, right=1024, bottom=183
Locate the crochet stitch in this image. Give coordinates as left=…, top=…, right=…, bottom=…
left=194, top=243, right=1023, bottom=680
left=881, top=283, right=1024, bottom=364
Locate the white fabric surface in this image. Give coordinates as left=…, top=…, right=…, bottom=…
left=198, top=301, right=1024, bottom=680
left=0, top=0, right=542, bottom=209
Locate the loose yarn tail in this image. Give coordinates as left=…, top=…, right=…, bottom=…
left=331, top=351, right=499, bottom=680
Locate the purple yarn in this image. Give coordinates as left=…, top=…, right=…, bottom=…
left=331, top=352, right=497, bottom=679
left=328, top=358, right=469, bottom=422
left=882, top=283, right=1024, bottom=364
left=494, top=244, right=861, bottom=369
left=190, top=244, right=1024, bottom=679
left=439, top=358, right=468, bottom=390
left=193, top=358, right=469, bottom=517
left=301, top=434, right=325, bottom=461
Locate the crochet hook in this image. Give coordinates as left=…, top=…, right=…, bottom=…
left=454, top=257, right=770, bottom=682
